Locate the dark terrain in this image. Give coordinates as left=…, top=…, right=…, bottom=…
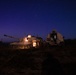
left=0, top=40, right=76, bottom=75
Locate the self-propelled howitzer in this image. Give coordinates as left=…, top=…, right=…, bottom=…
left=4, top=34, right=43, bottom=49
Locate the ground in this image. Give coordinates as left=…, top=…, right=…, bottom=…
left=0, top=40, right=76, bottom=75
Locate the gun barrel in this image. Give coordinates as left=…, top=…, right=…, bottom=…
left=4, top=34, right=19, bottom=40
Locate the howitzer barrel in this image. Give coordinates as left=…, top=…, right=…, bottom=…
left=4, top=34, right=19, bottom=40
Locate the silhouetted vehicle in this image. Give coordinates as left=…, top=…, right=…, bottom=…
left=4, top=34, right=43, bottom=49
left=46, top=30, right=64, bottom=46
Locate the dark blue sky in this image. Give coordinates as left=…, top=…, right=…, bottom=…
left=0, top=0, right=76, bottom=42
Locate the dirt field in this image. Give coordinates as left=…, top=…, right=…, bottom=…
left=0, top=40, right=76, bottom=75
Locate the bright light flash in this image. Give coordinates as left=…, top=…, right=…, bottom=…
left=24, top=38, right=28, bottom=42
left=28, top=35, right=31, bottom=38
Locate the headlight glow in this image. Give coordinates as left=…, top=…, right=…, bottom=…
left=33, top=40, right=36, bottom=47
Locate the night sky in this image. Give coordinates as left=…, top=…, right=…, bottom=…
left=0, top=0, right=76, bottom=42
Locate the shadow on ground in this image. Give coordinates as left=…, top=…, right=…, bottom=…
left=42, top=53, right=65, bottom=75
